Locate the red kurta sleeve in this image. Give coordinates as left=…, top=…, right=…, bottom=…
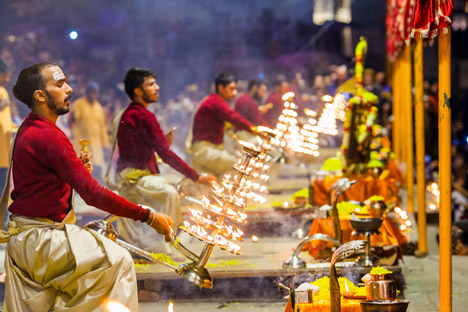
left=216, top=99, right=254, bottom=131
left=46, top=133, right=147, bottom=222
left=235, top=94, right=270, bottom=127
left=143, top=113, right=200, bottom=181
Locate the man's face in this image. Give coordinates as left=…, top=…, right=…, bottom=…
left=218, top=81, right=238, bottom=101
left=280, top=82, right=290, bottom=96
left=140, top=76, right=160, bottom=104
left=256, top=83, right=267, bottom=100
left=42, top=66, right=73, bottom=116
left=0, top=72, right=12, bottom=87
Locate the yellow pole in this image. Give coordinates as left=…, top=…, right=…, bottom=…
left=392, top=58, right=401, bottom=162
left=402, top=45, right=414, bottom=213
left=439, top=28, right=452, bottom=312
left=414, top=38, right=427, bottom=256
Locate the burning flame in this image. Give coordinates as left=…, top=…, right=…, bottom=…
left=101, top=298, right=131, bottom=312
left=344, top=279, right=350, bottom=294
left=251, top=235, right=259, bottom=242
left=282, top=92, right=295, bottom=101
left=168, top=301, right=174, bottom=312
left=237, top=140, right=259, bottom=152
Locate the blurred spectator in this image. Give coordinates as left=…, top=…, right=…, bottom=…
left=262, top=74, right=289, bottom=126
left=235, top=78, right=269, bottom=127
left=70, top=82, right=110, bottom=182
left=0, top=57, right=14, bottom=195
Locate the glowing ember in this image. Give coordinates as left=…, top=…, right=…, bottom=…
left=101, top=298, right=131, bottom=312
left=168, top=301, right=174, bottom=312
left=251, top=235, right=259, bottom=242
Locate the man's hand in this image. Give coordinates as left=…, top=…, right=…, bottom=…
left=165, top=128, right=175, bottom=146
left=80, top=151, right=93, bottom=174
left=197, top=174, right=217, bottom=187
left=148, top=211, right=174, bottom=242
left=258, top=102, right=273, bottom=114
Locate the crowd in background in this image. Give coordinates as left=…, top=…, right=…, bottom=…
left=2, top=0, right=468, bottom=255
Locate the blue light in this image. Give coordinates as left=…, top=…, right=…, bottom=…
left=257, top=72, right=265, bottom=79
left=69, top=31, right=78, bottom=40
left=466, top=136, right=468, bottom=143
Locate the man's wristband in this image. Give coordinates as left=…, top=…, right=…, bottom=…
left=146, top=209, right=155, bottom=227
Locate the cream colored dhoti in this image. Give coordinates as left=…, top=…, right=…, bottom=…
left=191, top=141, right=238, bottom=178
left=3, top=213, right=138, bottom=312
left=116, top=168, right=181, bottom=253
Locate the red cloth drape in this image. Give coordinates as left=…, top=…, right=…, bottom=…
left=386, top=0, right=453, bottom=60
left=386, top=0, right=415, bottom=61
left=411, top=0, right=454, bottom=38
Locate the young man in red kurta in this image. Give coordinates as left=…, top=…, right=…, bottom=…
left=114, top=67, right=214, bottom=256
left=262, top=75, right=290, bottom=127
left=2, top=62, right=172, bottom=311
left=234, top=78, right=270, bottom=127
left=190, top=72, right=255, bottom=177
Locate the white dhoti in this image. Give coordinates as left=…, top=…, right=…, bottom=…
left=3, top=213, right=138, bottom=312
left=191, top=141, right=237, bottom=178
left=116, top=169, right=181, bottom=253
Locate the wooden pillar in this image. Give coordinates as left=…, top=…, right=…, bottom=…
left=414, top=38, right=427, bottom=256
left=392, top=58, right=401, bottom=163
left=402, top=45, right=414, bottom=213
left=438, top=29, right=452, bottom=312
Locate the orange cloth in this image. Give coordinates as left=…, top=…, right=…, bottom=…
left=303, top=216, right=407, bottom=259
left=387, top=159, right=405, bottom=185
left=312, top=175, right=399, bottom=206
left=284, top=298, right=361, bottom=312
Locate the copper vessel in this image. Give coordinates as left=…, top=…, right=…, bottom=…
left=366, top=273, right=397, bottom=301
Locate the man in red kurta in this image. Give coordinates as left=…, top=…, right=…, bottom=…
left=1, top=62, right=172, bottom=311
left=190, top=72, right=255, bottom=177
left=114, top=67, right=214, bottom=255
left=262, top=75, right=290, bottom=127
left=234, top=78, right=269, bottom=127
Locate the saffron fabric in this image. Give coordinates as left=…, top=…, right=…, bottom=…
left=4, top=212, right=138, bottom=311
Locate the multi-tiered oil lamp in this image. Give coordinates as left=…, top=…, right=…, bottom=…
left=85, top=140, right=261, bottom=289
left=177, top=140, right=261, bottom=288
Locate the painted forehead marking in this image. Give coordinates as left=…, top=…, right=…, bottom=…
left=52, top=69, right=65, bottom=81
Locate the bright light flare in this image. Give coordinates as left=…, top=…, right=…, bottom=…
left=321, top=94, right=333, bottom=102
left=168, top=301, right=174, bottom=312
left=69, top=31, right=78, bottom=40
left=344, top=279, right=350, bottom=293
left=282, top=92, right=295, bottom=101
left=251, top=235, right=259, bottom=242
left=101, top=298, right=131, bottom=312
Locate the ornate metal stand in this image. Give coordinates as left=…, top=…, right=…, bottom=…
left=350, top=217, right=383, bottom=267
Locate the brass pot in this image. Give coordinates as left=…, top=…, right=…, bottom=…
left=366, top=273, right=396, bottom=301
left=368, top=200, right=387, bottom=218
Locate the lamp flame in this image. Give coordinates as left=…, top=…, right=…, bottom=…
left=101, top=298, right=131, bottom=312
left=344, top=279, right=350, bottom=294
left=168, top=301, right=174, bottom=312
